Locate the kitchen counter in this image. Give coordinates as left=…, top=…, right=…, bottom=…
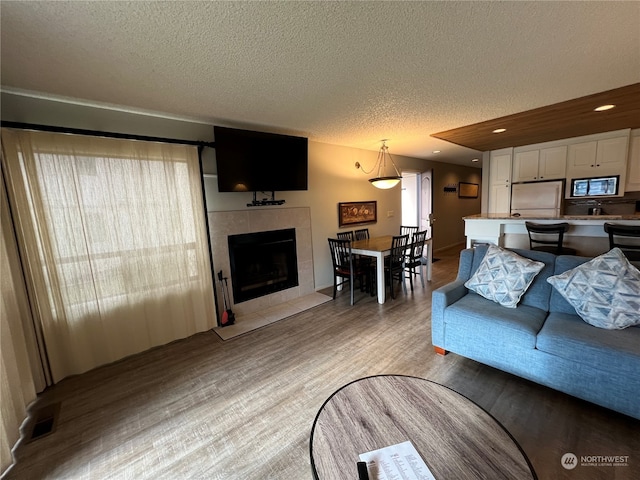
left=463, top=214, right=640, bottom=256
left=465, top=213, right=640, bottom=221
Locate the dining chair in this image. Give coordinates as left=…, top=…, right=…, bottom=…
left=604, top=223, right=640, bottom=261
left=384, top=234, right=409, bottom=299
left=525, top=222, right=577, bottom=255
left=403, top=230, right=428, bottom=290
left=400, top=225, right=418, bottom=239
left=327, top=238, right=367, bottom=305
left=353, top=227, right=374, bottom=292
left=354, top=228, right=370, bottom=240
left=336, top=231, right=354, bottom=241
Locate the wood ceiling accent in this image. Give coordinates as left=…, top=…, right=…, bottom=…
left=432, top=83, right=640, bottom=152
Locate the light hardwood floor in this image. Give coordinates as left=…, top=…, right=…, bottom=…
left=4, top=246, right=639, bottom=480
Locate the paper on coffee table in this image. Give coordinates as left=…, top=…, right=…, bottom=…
left=359, top=440, right=436, bottom=480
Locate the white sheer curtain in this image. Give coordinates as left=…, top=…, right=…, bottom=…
left=1, top=129, right=216, bottom=383
left=1, top=169, right=39, bottom=474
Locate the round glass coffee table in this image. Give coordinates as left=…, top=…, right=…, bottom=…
left=310, top=375, right=537, bottom=480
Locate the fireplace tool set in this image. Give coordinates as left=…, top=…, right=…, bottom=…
left=217, top=270, right=235, bottom=326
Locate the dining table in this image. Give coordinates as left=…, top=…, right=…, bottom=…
left=350, top=235, right=432, bottom=304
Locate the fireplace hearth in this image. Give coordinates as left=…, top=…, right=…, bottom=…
left=228, top=228, right=299, bottom=304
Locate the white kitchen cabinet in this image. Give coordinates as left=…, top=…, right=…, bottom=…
left=488, top=148, right=512, bottom=213
left=513, top=146, right=566, bottom=182
left=567, top=141, right=597, bottom=170
left=565, top=134, right=629, bottom=197
left=539, top=146, right=567, bottom=180
left=512, top=150, right=539, bottom=182
left=597, top=136, right=628, bottom=169
left=489, top=183, right=512, bottom=214
left=567, top=136, right=628, bottom=175
left=626, top=134, right=640, bottom=192
left=489, top=150, right=512, bottom=185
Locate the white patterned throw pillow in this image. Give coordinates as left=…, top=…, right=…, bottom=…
left=547, top=248, right=640, bottom=330
left=465, top=245, right=545, bottom=308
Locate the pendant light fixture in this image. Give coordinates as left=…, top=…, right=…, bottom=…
left=355, top=140, right=402, bottom=189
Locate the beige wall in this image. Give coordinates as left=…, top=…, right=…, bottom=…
left=202, top=141, right=481, bottom=289
left=396, top=154, right=482, bottom=253
left=1, top=92, right=481, bottom=291
left=203, top=141, right=405, bottom=289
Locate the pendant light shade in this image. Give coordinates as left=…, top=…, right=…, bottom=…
left=359, top=140, right=402, bottom=189
left=369, top=176, right=401, bottom=189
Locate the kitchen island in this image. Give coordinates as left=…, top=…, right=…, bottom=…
left=464, top=213, right=640, bottom=257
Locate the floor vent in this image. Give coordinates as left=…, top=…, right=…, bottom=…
left=26, top=402, right=60, bottom=443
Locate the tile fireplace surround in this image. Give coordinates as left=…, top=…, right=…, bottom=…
left=208, top=207, right=315, bottom=324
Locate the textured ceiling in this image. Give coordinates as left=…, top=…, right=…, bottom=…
left=1, top=1, right=639, bottom=167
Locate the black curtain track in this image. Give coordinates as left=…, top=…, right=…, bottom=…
left=1, top=121, right=216, bottom=149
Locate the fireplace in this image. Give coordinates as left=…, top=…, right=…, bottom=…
left=228, top=228, right=299, bottom=304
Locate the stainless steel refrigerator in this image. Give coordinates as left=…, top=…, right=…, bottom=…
left=510, top=180, right=564, bottom=217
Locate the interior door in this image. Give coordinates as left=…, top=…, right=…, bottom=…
left=401, top=172, right=419, bottom=227
left=420, top=169, right=433, bottom=239
left=401, top=169, right=433, bottom=238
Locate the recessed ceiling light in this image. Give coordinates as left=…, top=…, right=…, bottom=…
left=471, top=158, right=479, bottom=162
left=594, top=104, right=615, bottom=112
left=492, top=128, right=506, bottom=134
left=433, top=150, right=441, bottom=154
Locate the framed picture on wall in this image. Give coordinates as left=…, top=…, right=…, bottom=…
left=338, top=201, right=377, bottom=227
left=458, top=182, right=479, bottom=198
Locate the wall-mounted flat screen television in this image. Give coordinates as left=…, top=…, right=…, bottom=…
left=214, top=126, right=308, bottom=192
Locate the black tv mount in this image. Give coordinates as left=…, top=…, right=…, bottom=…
left=247, top=191, right=285, bottom=207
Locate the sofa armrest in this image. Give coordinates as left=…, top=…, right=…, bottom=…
left=431, top=279, right=468, bottom=350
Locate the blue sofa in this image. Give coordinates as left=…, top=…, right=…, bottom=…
left=432, top=245, right=640, bottom=420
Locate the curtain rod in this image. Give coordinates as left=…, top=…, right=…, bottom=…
left=1, top=121, right=216, bottom=149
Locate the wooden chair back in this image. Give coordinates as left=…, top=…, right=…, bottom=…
left=354, top=228, right=370, bottom=240
left=400, top=225, right=418, bottom=239
left=389, top=234, right=409, bottom=270
left=328, top=238, right=352, bottom=274
left=604, top=223, right=640, bottom=261
left=407, top=230, right=428, bottom=265
left=336, top=231, right=354, bottom=241
left=525, top=221, right=576, bottom=255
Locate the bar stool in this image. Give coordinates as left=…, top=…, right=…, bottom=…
left=525, top=222, right=577, bottom=255
left=604, top=223, right=640, bottom=261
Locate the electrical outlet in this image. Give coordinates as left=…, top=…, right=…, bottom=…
left=387, top=210, right=394, bottom=217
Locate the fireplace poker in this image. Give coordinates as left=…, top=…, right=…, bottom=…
left=217, top=270, right=235, bottom=326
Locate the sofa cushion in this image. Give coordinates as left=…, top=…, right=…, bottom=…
left=549, top=255, right=590, bottom=314
left=510, top=249, right=557, bottom=311
left=547, top=248, right=640, bottom=330
left=465, top=246, right=556, bottom=311
left=444, top=292, right=548, bottom=349
left=536, top=312, right=640, bottom=378
left=464, top=245, right=545, bottom=308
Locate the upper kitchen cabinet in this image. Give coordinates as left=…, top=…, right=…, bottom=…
left=489, top=149, right=512, bottom=185
left=540, top=146, right=568, bottom=180
left=565, top=130, right=630, bottom=197
left=488, top=148, right=512, bottom=213
left=513, top=145, right=567, bottom=182
left=566, top=131, right=629, bottom=176
left=626, top=132, right=640, bottom=192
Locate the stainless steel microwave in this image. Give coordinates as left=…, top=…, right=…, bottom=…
left=570, top=175, right=619, bottom=197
